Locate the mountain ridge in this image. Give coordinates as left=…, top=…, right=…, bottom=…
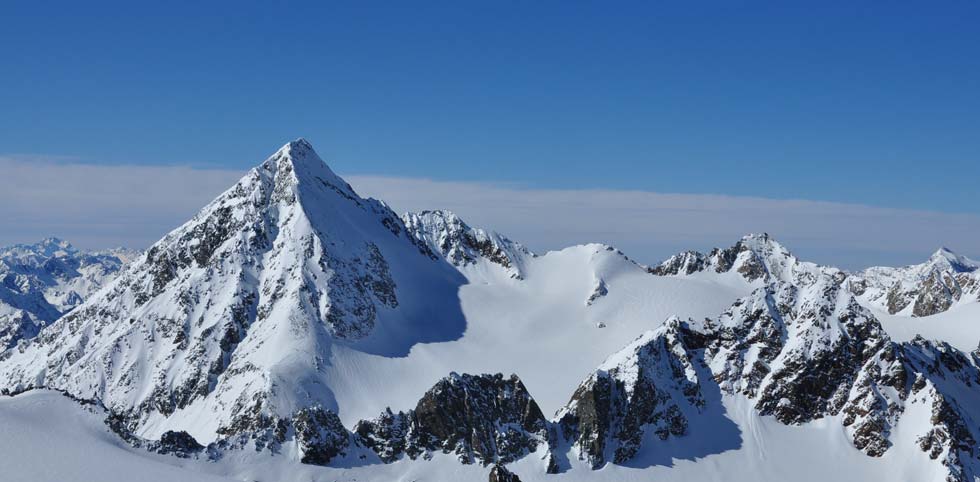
left=3, top=139, right=980, bottom=482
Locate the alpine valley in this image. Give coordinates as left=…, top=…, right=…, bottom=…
left=3, top=140, right=980, bottom=482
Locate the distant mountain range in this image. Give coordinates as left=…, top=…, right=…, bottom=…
left=3, top=140, right=979, bottom=482
left=0, top=238, right=136, bottom=349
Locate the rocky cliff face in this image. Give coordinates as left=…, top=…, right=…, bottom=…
left=708, top=278, right=888, bottom=427
left=106, top=399, right=354, bottom=466
left=488, top=464, right=523, bottom=482
left=555, top=320, right=705, bottom=468
left=355, top=373, right=550, bottom=466
left=0, top=238, right=133, bottom=349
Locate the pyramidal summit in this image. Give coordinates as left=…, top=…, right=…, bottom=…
left=0, top=139, right=472, bottom=440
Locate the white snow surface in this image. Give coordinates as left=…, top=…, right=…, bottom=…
left=325, top=242, right=749, bottom=426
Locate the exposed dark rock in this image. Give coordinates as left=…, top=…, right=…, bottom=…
left=586, top=278, right=608, bottom=306
left=557, top=319, right=704, bottom=468
left=885, top=283, right=913, bottom=314
left=912, top=272, right=960, bottom=317
left=106, top=412, right=205, bottom=459
left=489, top=464, right=522, bottom=482
left=647, top=250, right=707, bottom=276
left=698, top=276, right=980, bottom=479
left=293, top=406, right=351, bottom=465
left=356, top=373, right=550, bottom=465
left=154, top=431, right=205, bottom=458
left=647, top=233, right=828, bottom=286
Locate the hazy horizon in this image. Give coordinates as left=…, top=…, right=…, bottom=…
left=3, top=149, right=978, bottom=271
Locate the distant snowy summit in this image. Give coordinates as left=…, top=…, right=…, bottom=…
left=649, top=233, right=980, bottom=317
left=852, top=247, right=980, bottom=317
left=0, top=237, right=135, bottom=349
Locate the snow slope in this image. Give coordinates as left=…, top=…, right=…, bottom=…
left=0, top=390, right=231, bottom=482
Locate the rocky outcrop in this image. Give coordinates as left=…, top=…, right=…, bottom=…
left=489, top=464, right=522, bottom=482
left=292, top=406, right=352, bottom=465
left=154, top=431, right=206, bottom=458
left=106, top=412, right=205, bottom=459
left=702, top=279, right=897, bottom=449
left=563, top=264, right=980, bottom=478
left=585, top=278, right=608, bottom=306
left=648, top=250, right=708, bottom=276
left=902, top=338, right=980, bottom=482
left=355, top=373, right=550, bottom=465
left=695, top=276, right=980, bottom=477
left=108, top=401, right=352, bottom=466
left=556, top=319, right=705, bottom=468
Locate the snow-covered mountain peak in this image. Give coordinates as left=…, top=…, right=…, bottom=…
left=7, top=140, right=980, bottom=480
left=737, top=232, right=775, bottom=246
left=650, top=233, right=841, bottom=289
left=259, top=138, right=353, bottom=196
left=36, top=237, right=75, bottom=255
left=852, top=246, right=980, bottom=317
left=0, top=139, right=469, bottom=443
left=1, top=237, right=78, bottom=262
left=652, top=232, right=980, bottom=319
left=927, top=246, right=979, bottom=273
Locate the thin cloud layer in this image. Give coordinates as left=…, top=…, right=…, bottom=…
left=0, top=156, right=243, bottom=250
left=347, top=176, right=980, bottom=269
left=1, top=156, right=976, bottom=270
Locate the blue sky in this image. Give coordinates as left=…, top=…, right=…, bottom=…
left=2, top=2, right=980, bottom=266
